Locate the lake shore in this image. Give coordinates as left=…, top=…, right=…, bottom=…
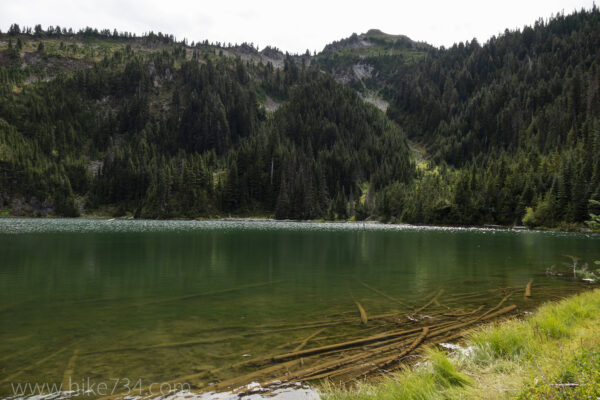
left=0, top=213, right=597, bottom=234
left=322, top=288, right=600, bottom=400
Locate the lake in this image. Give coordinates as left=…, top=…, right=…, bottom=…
left=0, top=219, right=598, bottom=398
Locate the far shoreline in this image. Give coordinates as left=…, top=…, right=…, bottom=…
left=0, top=214, right=597, bottom=235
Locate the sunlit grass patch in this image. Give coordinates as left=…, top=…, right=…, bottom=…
left=469, top=320, right=534, bottom=362
left=323, top=360, right=467, bottom=400
left=428, top=348, right=471, bottom=388
left=517, top=347, right=600, bottom=399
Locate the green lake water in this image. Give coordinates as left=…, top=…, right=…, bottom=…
left=0, top=219, right=599, bottom=398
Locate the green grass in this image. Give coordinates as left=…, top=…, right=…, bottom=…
left=322, top=289, right=600, bottom=400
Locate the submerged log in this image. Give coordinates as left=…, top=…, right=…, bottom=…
left=428, top=304, right=517, bottom=339
left=205, top=296, right=522, bottom=397
left=241, top=328, right=431, bottom=393
left=141, top=281, right=282, bottom=305
left=357, top=280, right=409, bottom=307
left=361, top=327, right=430, bottom=376
left=280, top=306, right=517, bottom=386
left=0, top=346, right=70, bottom=384
left=61, top=349, right=80, bottom=390
left=85, top=320, right=358, bottom=356
left=208, top=358, right=301, bottom=391
left=355, top=302, right=368, bottom=326
left=412, top=289, right=444, bottom=314
left=478, top=292, right=513, bottom=319
left=293, top=328, right=326, bottom=352
left=443, top=305, right=484, bottom=317
left=267, top=326, right=425, bottom=362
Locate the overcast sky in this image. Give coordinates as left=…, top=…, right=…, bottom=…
left=1, top=0, right=597, bottom=53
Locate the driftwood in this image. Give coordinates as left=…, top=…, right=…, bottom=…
left=444, top=286, right=520, bottom=302
left=202, top=310, right=409, bottom=336
left=268, top=327, right=425, bottom=362
left=140, top=281, right=282, bottom=305
left=525, top=280, right=533, bottom=297
left=293, top=328, right=326, bottom=352
left=240, top=314, right=491, bottom=390
left=83, top=336, right=247, bottom=355
left=478, top=292, right=514, bottom=319
left=304, top=328, right=427, bottom=382
left=124, top=284, right=531, bottom=400
left=357, top=280, right=409, bottom=307
left=361, top=327, right=430, bottom=375
left=267, top=295, right=516, bottom=365
left=255, top=346, right=375, bottom=389
left=235, top=304, right=521, bottom=396
left=205, top=359, right=301, bottom=392
left=94, top=274, right=539, bottom=400
left=412, top=289, right=444, bottom=314
left=85, top=319, right=370, bottom=356
left=443, top=305, right=484, bottom=317
left=428, top=305, right=517, bottom=339
left=240, top=327, right=432, bottom=393
left=275, top=326, right=381, bottom=351
left=61, top=349, right=80, bottom=389
left=94, top=278, right=570, bottom=400
left=0, top=346, right=69, bottom=384
left=355, top=302, right=368, bottom=326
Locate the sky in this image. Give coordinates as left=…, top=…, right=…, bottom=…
left=0, top=0, right=597, bottom=53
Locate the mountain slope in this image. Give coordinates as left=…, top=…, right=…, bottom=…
left=0, top=27, right=413, bottom=219
left=314, top=9, right=600, bottom=227
left=379, top=8, right=600, bottom=226
left=1, top=10, right=599, bottom=228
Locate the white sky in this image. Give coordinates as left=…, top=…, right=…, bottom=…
left=0, top=0, right=597, bottom=53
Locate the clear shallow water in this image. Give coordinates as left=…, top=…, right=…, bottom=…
left=0, top=218, right=598, bottom=398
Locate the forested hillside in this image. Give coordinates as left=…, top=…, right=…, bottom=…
left=0, top=25, right=412, bottom=219
left=1, top=8, right=599, bottom=228
left=380, top=8, right=600, bottom=227
left=318, top=8, right=600, bottom=228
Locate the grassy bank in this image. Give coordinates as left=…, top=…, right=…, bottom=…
left=323, top=289, right=600, bottom=400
